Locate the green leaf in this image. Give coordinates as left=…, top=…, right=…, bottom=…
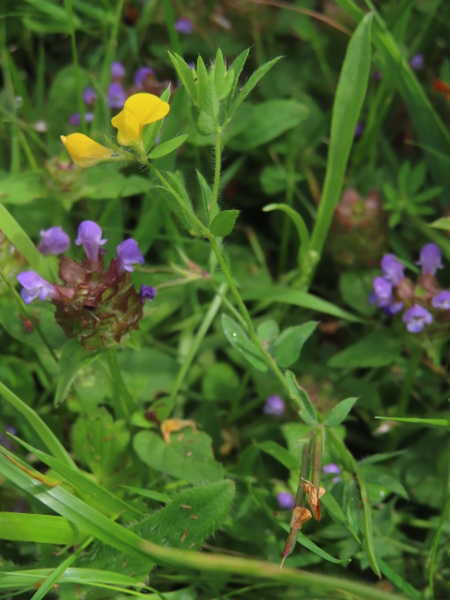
left=133, top=429, right=224, bottom=485
left=168, top=52, right=196, bottom=100
left=210, top=209, right=240, bottom=236
left=256, top=441, right=299, bottom=471
left=221, top=314, right=267, bottom=372
left=328, top=331, right=402, bottom=368
left=374, top=416, right=449, bottom=427
left=377, top=556, right=425, bottom=600
left=431, top=217, right=450, bottom=231
left=230, top=56, right=283, bottom=116
left=340, top=272, right=376, bottom=316
left=285, top=371, right=317, bottom=426
left=197, top=79, right=219, bottom=135
left=0, top=512, right=85, bottom=544
left=148, top=134, right=188, bottom=159
left=0, top=171, right=46, bottom=204
left=275, top=321, right=317, bottom=368
left=323, top=397, right=358, bottom=427
left=54, top=339, right=101, bottom=407
left=196, top=170, right=213, bottom=217
left=202, top=362, right=239, bottom=402
left=196, top=56, right=210, bottom=106
left=263, top=203, right=309, bottom=270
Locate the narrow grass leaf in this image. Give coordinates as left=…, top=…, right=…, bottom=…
left=0, top=512, right=85, bottom=544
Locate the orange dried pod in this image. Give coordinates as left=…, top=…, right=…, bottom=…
left=301, top=478, right=326, bottom=520
left=290, top=506, right=312, bottom=531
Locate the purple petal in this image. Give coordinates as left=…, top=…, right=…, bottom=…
left=38, top=226, right=70, bottom=255
left=416, top=243, right=443, bottom=275
left=372, top=276, right=393, bottom=307
left=108, top=83, right=127, bottom=109
left=75, top=221, right=107, bottom=262
left=140, top=285, right=156, bottom=304
left=175, top=17, right=194, bottom=34
left=381, top=254, right=405, bottom=285
left=263, top=395, right=285, bottom=416
left=134, top=66, right=154, bottom=89
left=402, top=305, right=433, bottom=333
left=111, top=61, right=126, bottom=78
left=323, top=463, right=341, bottom=475
left=277, top=492, right=295, bottom=510
left=432, top=290, right=450, bottom=310
left=410, top=54, right=424, bottom=71
left=116, top=238, right=145, bottom=273
left=354, top=123, right=364, bottom=138
left=17, top=271, right=56, bottom=304
left=82, top=86, right=97, bottom=105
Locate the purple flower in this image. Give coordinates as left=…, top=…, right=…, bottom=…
left=370, top=276, right=393, bottom=307
left=416, top=244, right=443, bottom=275
left=384, top=301, right=404, bottom=316
left=140, top=285, right=156, bottom=304
left=354, top=123, right=364, bottom=138
left=17, top=271, right=57, bottom=304
left=432, top=290, right=450, bottom=310
left=277, top=491, right=295, bottom=510
left=116, top=239, right=145, bottom=273
left=75, top=221, right=107, bottom=262
left=402, top=305, right=433, bottom=333
left=373, top=70, right=383, bottom=80
left=69, top=112, right=94, bottom=126
left=108, top=83, right=127, bottom=109
left=111, top=61, right=126, bottom=79
left=175, top=17, right=194, bottom=35
left=381, top=254, right=405, bottom=285
left=134, top=66, right=154, bottom=89
left=323, top=463, right=341, bottom=483
left=37, top=227, right=70, bottom=255
left=263, top=395, right=285, bottom=416
left=410, top=54, right=424, bottom=71
left=82, top=86, right=97, bottom=105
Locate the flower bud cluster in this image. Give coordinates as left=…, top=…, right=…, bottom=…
left=17, top=221, right=156, bottom=349
left=370, top=244, right=449, bottom=333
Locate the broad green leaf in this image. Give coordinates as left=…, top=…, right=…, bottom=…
left=0, top=512, right=85, bottom=544
left=0, top=171, right=46, bottom=204
left=210, top=209, right=240, bottom=237
left=323, top=397, right=358, bottom=427
left=256, top=441, right=299, bottom=471
left=285, top=371, right=317, bottom=426
left=230, top=56, right=283, bottom=116
left=275, top=321, right=317, bottom=368
left=148, top=134, right=188, bottom=159
left=328, top=331, right=401, bottom=368
left=202, top=362, right=239, bottom=401
left=54, top=339, right=101, bottom=407
left=221, top=314, right=267, bottom=372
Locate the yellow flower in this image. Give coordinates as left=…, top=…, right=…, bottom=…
left=111, top=93, right=170, bottom=146
left=60, top=134, right=114, bottom=168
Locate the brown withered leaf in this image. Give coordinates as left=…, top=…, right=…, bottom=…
left=301, top=478, right=326, bottom=520
left=289, top=506, right=312, bottom=531
left=160, top=419, right=198, bottom=444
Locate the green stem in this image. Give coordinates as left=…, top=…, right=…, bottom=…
left=397, top=344, right=422, bottom=417
left=64, top=0, right=86, bottom=134
left=210, top=132, right=222, bottom=224
left=105, top=350, right=137, bottom=420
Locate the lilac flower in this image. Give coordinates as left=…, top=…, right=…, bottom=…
left=175, top=17, right=194, bottom=34
left=416, top=243, right=443, bottom=275
left=108, top=83, right=127, bottom=109
left=82, top=86, right=97, bottom=105
left=263, top=395, right=285, bottom=416
left=381, top=254, right=405, bottom=285
left=116, top=239, right=145, bottom=273
left=75, top=221, right=107, bottom=262
left=69, top=112, right=94, bottom=126
left=432, top=290, right=450, bottom=310
left=37, top=226, right=70, bottom=255
left=402, top=305, right=433, bottom=333
left=323, top=463, right=341, bottom=483
left=17, top=271, right=57, bottom=304
left=111, top=61, right=126, bottom=79
left=140, top=285, right=156, bottom=304
left=410, top=54, right=424, bottom=71
left=277, top=491, right=295, bottom=510
left=354, top=123, right=364, bottom=138
left=370, top=276, right=393, bottom=308
left=135, top=66, right=154, bottom=89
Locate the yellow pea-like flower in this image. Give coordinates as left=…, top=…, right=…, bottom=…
left=111, top=93, right=170, bottom=146
left=60, top=134, right=115, bottom=168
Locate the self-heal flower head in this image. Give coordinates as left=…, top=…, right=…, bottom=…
left=38, top=227, right=70, bottom=255
left=111, top=61, right=126, bottom=79
left=277, top=492, right=295, bottom=510
left=410, top=54, right=424, bottom=70
left=17, top=271, right=57, bottom=304
left=60, top=134, right=114, bottom=168
left=370, top=276, right=393, bottom=308
left=108, top=82, right=127, bottom=109
left=82, top=86, right=97, bottom=106
left=381, top=254, right=405, bottom=285
left=116, top=238, right=144, bottom=273
left=135, top=66, right=154, bottom=89
left=140, top=285, right=156, bottom=304
left=75, top=221, right=107, bottom=262
left=111, top=93, right=170, bottom=146
left=263, top=395, right=285, bottom=416
left=432, top=290, right=450, bottom=310
left=175, top=17, right=194, bottom=35
left=416, top=243, right=443, bottom=275
left=402, top=305, right=433, bottom=333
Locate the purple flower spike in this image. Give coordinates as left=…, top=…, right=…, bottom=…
left=82, top=86, right=97, bottom=106
left=38, top=226, right=70, bottom=255
left=175, top=17, right=194, bottom=34
left=134, top=66, right=154, bottom=89
left=402, top=305, right=433, bottom=333
left=277, top=491, right=295, bottom=510
left=410, top=54, right=424, bottom=71
left=111, top=61, right=126, bottom=79
left=116, top=239, right=145, bottom=273
left=416, top=243, right=443, bottom=275
left=381, top=254, right=405, bottom=285
left=371, top=276, right=393, bottom=308
left=17, top=271, right=57, bottom=304
left=108, top=83, right=127, bottom=109
left=140, top=285, right=156, bottom=304
left=263, top=395, right=285, bottom=416
left=432, top=290, right=450, bottom=310
left=69, top=112, right=94, bottom=126
left=75, top=221, right=107, bottom=262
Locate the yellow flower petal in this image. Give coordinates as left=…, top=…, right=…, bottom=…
left=60, top=134, right=114, bottom=168
left=111, top=93, right=170, bottom=146
left=111, top=109, right=141, bottom=146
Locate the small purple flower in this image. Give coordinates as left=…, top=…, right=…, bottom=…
left=373, top=70, right=383, bottom=80
left=17, top=271, right=57, bottom=304
left=410, top=54, right=424, bottom=71
left=111, top=61, right=126, bottom=79
left=108, top=83, right=127, bottom=109
left=323, top=463, right=341, bottom=483
left=134, top=66, right=154, bottom=89
left=370, top=276, right=393, bottom=308
left=402, top=305, right=433, bottom=333
left=263, top=395, right=285, bottom=416
left=75, top=221, right=107, bottom=262
left=432, top=290, right=450, bottom=310
left=37, top=226, right=70, bottom=255
left=69, top=112, right=94, bottom=126
left=416, top=243, right=443, bottom=275
left=384, top=301, right=404, bottom=316
left=277, top=491, right=295, bottom=510
left=82, top=86, right=97, bottom=106
left=175, top=17, right=194, bottom=35
left=140, top=285, right=156, bottom=304
left=354, top=123, right=364, bottom=138
left=381, top=254, right=405, bottom=285
left=116, top=239, right=145, bottom=273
